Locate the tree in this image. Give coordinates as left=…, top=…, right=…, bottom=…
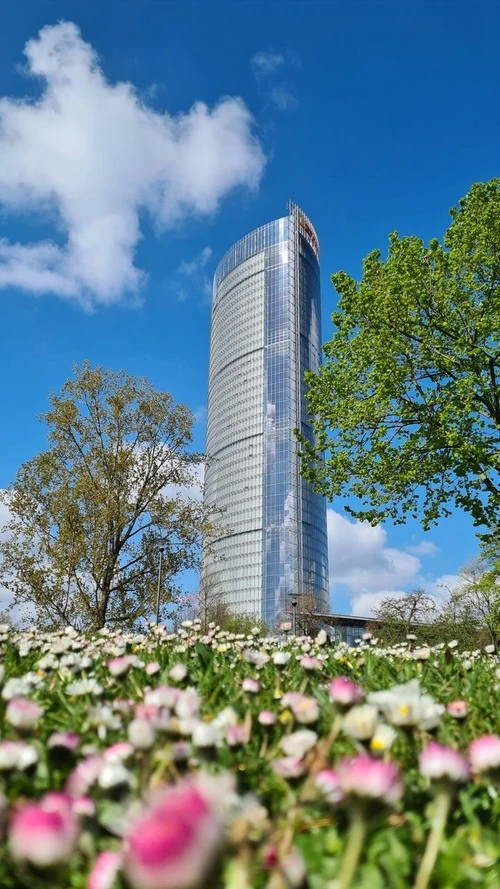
left=443, top=554, right=500, bottom=648
left=373, top=581, right=498, bottom=649
left=173, top=578, right=268, bottom=636
left=293, top=592, right=325, bottom=637
left=298, top=179, right=500, bottom=539
left=374, top=591, right=439, bottom=645
left=217, top=611, right=267, bottom=636
left=173, top=575, right=229, bottom=632
left=0, top=363, right=214, bottom=631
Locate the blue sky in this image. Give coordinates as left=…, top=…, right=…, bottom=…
left=0, top=0, right=497, bottom=616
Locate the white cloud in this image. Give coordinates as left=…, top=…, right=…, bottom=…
left=327, top=509, right=421, bottom=596
left=251, top=51, right=285, bottom=77
left=349, top=573, right=462, bottom=618
left=406, top=540, right=439, bottom=556
left=163, top=463, right=205, bottom=503
left=350, top=590, right=407, bottom=618
left=251, top=49, right=297, bottom=112
left=0, top=22, right=266, bottom=309
left=193, top=405, right=207, bottom=425
left=327, top=509, right=457, bottom=617
left=171, top=247, right=213, bottom=302
left=178, top=247, right=212, bottom=278
left=0, top=499, right=11, bottom=543
left=269, top=85, right=297, bottom=112
left=423, top=573, right=461, bottom=605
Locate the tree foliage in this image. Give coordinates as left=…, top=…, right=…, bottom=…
left=0, top=363, right=213, bottom=631
left=174, top=578, right=268, bottom=636
left=293, top=592, right=325, bottom=637
left=372, top=579, right=499, bottom=650
left=375, top=590, right=439, bottom=633
left=299, top=179, right=500, bottom=537
left=446, top=552, right=500, bottom=647
left=173, top=576, right=230, bottom=633
left=372, top=591, right=440, bottom=646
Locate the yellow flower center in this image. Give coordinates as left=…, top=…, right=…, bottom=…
left=370, top=738, right=385, bottom=751
left=399, top=704, right=410, bottom=716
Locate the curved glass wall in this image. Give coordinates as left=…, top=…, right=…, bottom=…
left=204, top=203, right=329, bottom=626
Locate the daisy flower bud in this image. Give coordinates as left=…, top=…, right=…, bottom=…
left=271, top=757, right=307, bottom=780
left=175, top=689, right=201, bottom=720
left=98, top=763, right=132, bottom=791
left=258, top=710, right=277, bottom=726
left=5, top=697, right=43, bottom=732
left=413, top=647, right=431, bottom=661
left=0, top=740, right=38, bottom=772
left=282, top=848, right=307, bottom=888
left=225, top=724, right=250, bottom=747
left=242, top=678, right=260, bottom=694
left=123, top=774, right=231, bottom=889
left=468, top=735, right=500, bottom=774
left=315, top=769, right=344, bottom=805
left=299, top=655, right=323, bottom=671
left=328, top=676, right=365, bottom=707
left=48, top=731, right=80, bottom=754
left=103, top=742, right=134, bottom=764
left=128, top=718, right=156, bottom=751
left=169, top=664, right=188, bottom=683
left=88, top=850, right=122, bottom=889
left=316, top=629, right=328, bottom=646
left=342, top=704, right=379, bottom=741
left=419, top=741, right=470, bottom=784
left=191, top=722, right=218, bottom=749
left=273, top=652, right=291, bottom=667
left=65, top=755, right=104, bottom=798
left=9, top=795, right=78, bottom=868
left=280, top=729, right=318, bottom=759
left=73, top=796, right=96, bottom=818
left=446, top=700, right=468, bottom=719
left=108, top=656, right=135, bottom=677
left=281, top=693, right=319, bottom=725
left=336, top=754, right=403, bottom=806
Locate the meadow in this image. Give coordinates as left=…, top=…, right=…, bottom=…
left=0, top=621, right=499, bottom=888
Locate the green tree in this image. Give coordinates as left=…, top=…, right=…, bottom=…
left=172, top=575, right=229, bottom=632
left=443, top=553, right=500, bottom=648
left=373, top=591, right=439, bottom=646
left=298, top=179, right=500, bottom=538
left=293, top=591, right=325, bottom=637
left=0, top=363, right=214, bottom=631
left=373, top=589, right=487, bottom=649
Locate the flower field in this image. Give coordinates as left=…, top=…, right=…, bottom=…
left=0, top=623, right=499, bottom=889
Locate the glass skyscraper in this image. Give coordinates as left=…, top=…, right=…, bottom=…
left=203, top=202, right=329, bottom=627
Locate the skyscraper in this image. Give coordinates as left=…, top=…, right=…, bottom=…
left=203, top=202, right=329, bottom=627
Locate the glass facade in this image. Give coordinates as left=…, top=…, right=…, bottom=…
left=204, top=202, right=329, bottom=627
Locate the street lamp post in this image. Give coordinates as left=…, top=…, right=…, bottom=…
left=155, top=546, right=165, bottom=626
left=291, top=597, right=298, bottom=636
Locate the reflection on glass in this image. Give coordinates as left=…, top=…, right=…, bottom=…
left=204, top=203, right=329, bottom=627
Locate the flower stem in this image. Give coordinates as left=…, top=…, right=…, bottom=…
left=337, top=805, right=367, bottom=889
left=414, top=788, right=452, bottom=889
left=303, top=713, right=342, bottom=789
